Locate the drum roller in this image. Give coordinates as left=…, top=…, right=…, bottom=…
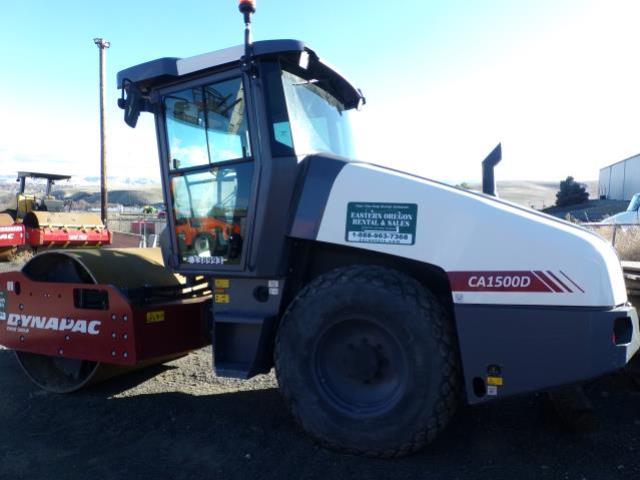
left=0, top=213, right=17, bottom=260
left=11, top=248, right=208, bottom=393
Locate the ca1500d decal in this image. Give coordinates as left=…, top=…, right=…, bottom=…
left=448, top=271, right=584, bottom=293
left=346, top=202, right=417, bottom=245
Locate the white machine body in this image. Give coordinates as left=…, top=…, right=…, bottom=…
left=317, top=163, right=626, bottom=309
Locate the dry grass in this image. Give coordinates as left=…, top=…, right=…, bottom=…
left=10, top=249, right=34, bottom=265
left=587, top=224, right=640, bottom=261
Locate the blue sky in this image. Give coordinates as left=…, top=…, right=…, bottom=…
left=1, top=0, right=639, bottom=183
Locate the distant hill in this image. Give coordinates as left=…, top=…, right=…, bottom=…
left=0, top=174, right=162, bottom=210
left=467, top=180, right=598, bottom=210
left=53, top=188, right=164, bottom=206
left=542, top=199, right=628, bottom=222
left=0, top=174, right=159, bottom=187
left=463, top=180, right=621, bottom=222
left=1, top=178, right=600, bottom=213
left=0, top=186, right=163, bottom=210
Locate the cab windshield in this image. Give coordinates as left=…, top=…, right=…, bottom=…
left=279, top=69, right=355, bottom=159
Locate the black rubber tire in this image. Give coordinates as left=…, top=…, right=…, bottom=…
left=274, top=265, right=461, bottom=457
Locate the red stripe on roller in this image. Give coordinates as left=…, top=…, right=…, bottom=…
left=533, top=271, right=562, bottom=292
left=560, top=270, right=585, bottom=293
left=546, top=271, right=572, bottom=293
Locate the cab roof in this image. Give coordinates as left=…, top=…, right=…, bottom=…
left=17, top=172, right=71, bottom=181
left=116, top=39, right=364, bottom=109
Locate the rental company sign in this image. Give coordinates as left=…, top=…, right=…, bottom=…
left=346, top=202, right=417, bottom=245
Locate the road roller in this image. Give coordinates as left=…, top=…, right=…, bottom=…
left=1, top=1, right=639, bottom=457
left=0, top=248, right=210, bottom=392
left=0, top=171, right=110, bottom=260
left=0, top=213, right=23, bottom=260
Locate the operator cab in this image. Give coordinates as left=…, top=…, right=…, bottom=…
left=13, top=172, right=70, bottom=219
left=118, top=38, right=364, bottom=276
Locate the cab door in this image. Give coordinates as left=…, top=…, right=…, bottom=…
left=158, top=72, right=256, bottom=272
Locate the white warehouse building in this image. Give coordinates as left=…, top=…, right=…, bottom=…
left=599, top=153, right=640, bottom=201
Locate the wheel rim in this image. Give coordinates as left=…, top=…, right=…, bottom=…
left=313, top=317, right=408, bottom=418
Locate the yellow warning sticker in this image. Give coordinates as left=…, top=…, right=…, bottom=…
left=215, top=294, right=230, bottom=304
left=487, top=376, right=503, bottom=386
left=146, top=310, right=165, bottom=324
left=214, top=279, right=230, bottom=289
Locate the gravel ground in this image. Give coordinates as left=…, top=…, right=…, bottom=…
left=1, top=261, right=640, bottom=479
left=0, top=346, right=639, bottom=480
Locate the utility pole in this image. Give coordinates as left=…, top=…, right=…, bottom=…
left=94, top=37, right=110, bottom=226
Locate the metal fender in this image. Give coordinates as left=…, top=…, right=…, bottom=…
left=313, top=162, right=626, bottom=308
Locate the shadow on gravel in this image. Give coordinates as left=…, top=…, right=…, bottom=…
left=88, top=364, right=177, bottom=396
left=1, top=348, right=639, bottom=480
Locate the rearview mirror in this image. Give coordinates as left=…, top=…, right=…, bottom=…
left=118, top=79, right=144, bottom=128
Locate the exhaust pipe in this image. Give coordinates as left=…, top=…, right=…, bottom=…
left=482, top=143, right=502, bottom=197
